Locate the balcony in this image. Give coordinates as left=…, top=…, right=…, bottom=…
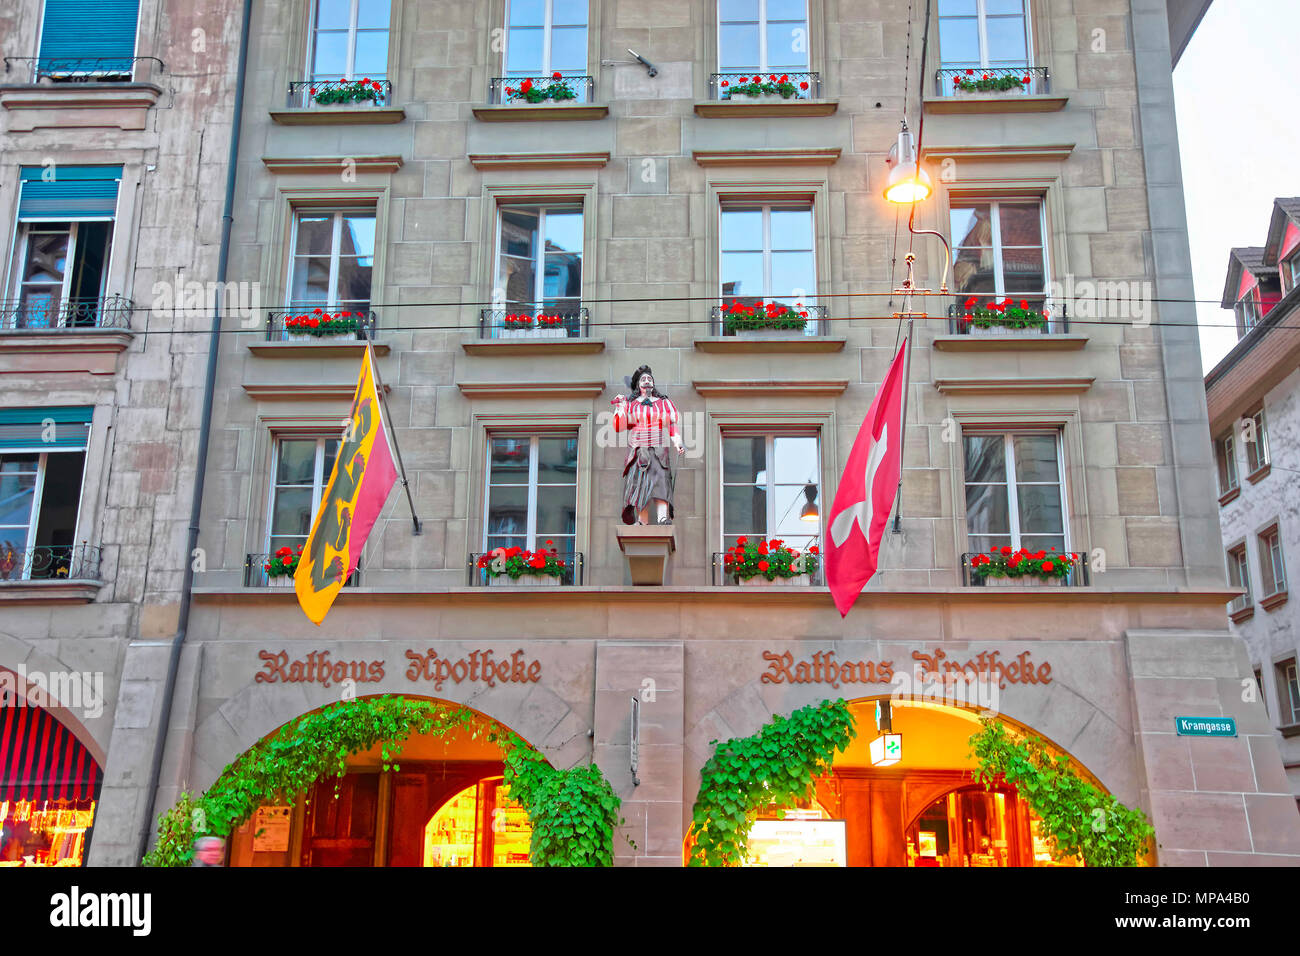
left=711, top=553, right=825, bottom=587
left=1228, top=591, right=1254, bottom=622
left=3, top=56, right=163, bottom=84
left=1, top=57, right=164, bottom=132
left=928, top=67, right=1065, bottom=114
left=0, top=544, right=102, bottom=582
left=475, top=76, right=605, bottom=121
left=467, top=552, right=585, bottom=587
left=244, top=553, right=362, bottom=589
left=0, top=295, right=132, bottom=332
left=960, top=553, right=1091, bottom=588
left=697, top=71, right=834, bottom=117
left=464, top=306, right=604, bottom=355
left=271, top=79, right=404, bottom=126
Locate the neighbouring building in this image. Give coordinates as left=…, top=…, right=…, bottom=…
left=28, top=0, right=1300, bottom=868
left=1207, top=198, right=1300, bottom=811
left=0, top=0, right=241, bottom=866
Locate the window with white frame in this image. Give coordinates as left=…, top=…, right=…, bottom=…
left=494, top=205, right=583, bottom=318
left=720, top=203, right=816, bottom=316
left=504, top=0, right=588, bottom=77
left=962, top=431, right=1067, bottom=556
left=1215, top=432, right=1238, bottom=497
left=287, top=209, right=376, bottom=314
left=484, top=434, right=578, bottom=555
left=1235, top=288, right=1261, bottom=337
left=0, top=408, right=91, bottom=581
left=1284, top=249, right=1300, bottom=294
left=1259, top=525, right=1287, bottom=598
left=1276, top=659, right=1300, bottom=725
left=938, top=0, right=1031, bottom=70
left=1244, top=407, right=1270, bottom=475
left=721, top=431, right=821, bottom=552
left=951, top=199, right=1049, bottom=313
left=718, top=0, right=810, bottom=74
left=308, top=0, right=391, bottom=82
left=267, top=437, right=340, bottom=555
left=1227, top=544, right=1252, bottom=614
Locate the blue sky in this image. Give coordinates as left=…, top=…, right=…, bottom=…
left=1173, top=0, right=1300, bottom=372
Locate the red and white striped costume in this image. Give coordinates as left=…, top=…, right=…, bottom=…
left=613, top=396, right=680, bottom=460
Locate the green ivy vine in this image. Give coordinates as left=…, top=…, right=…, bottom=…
left=143, top=696, right=621, bottom=867
left=970, top=719, right=1155, bottom=867
left=688, top=699, right=857, bottom=866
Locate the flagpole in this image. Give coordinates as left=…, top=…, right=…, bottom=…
left=366, top=342, right=423, bottom=535
left=891, top=254, right=917, bottom=534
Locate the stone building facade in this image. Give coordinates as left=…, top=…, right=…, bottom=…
left=1207, top=199, right=1300, bottom=810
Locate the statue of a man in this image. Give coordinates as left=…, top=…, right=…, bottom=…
left=611, top=365, right=684, bottom=525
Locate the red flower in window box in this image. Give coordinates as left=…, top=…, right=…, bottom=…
left=284, top=309, right=362, bottom=338
left=727, top=538, right=819, bottom=583
left=722, top=299, right=812, bottom=334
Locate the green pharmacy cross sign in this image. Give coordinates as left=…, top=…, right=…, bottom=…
left=1174, top=716, right=1237, bottom=737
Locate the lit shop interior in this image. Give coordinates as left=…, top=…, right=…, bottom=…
left=735, top=700, right=1088, bottom=867
left=0, top=705, right=102, bottom=867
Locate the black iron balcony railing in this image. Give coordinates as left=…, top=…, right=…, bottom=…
left=712, top=303, right=828, bottom=337
left=946, top=299, right=1068, bottom=335
left=244, top=553, right=362, bottom=588
left=266, top=309, right=378, bottom=342
left=468, top=552, right=584, bottom=587
left=3, top=56, right=165, bottom=84
left=0, top=295, right=133, bottom=332
left=0, top=544, right=102, bottom=582
left=709, top=71, right=822, bottom=100
left=711, top=552, right=825, bottom=587
left=488, top=75, right=594, bottom=105
left=478, top=306, right=589, bottom=340
left=960, top=552, right=1090, bottom=588
left=936, top=66, right=1050, bottom=97
left=287, top=78, right=393, bottom=109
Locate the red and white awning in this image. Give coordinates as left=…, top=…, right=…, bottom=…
left=0, top=706, right=101, bottom=803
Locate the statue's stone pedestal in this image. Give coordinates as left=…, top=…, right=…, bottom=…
left=616, top=525, right=675, bottom=586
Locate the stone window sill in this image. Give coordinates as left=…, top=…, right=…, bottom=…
left=1278, top=723, right=1300, bottom=738
left=472, top=103, right=609, bottom=122
left=1218, top=486, right=1241, bottom=506
left=1260, top=590, right=1288, bottom=612
left=1229, top=604, right=1255, bottom=623
left=923, top=93, right=1068, bottom=114
left=0, top=83, right=162, bottom=131
left=1246, top=463, right=1271, bottom=484
left=269, top=106, right=406, bottom=125
left=931, top=333, right=1088, bottom=352
left=460, top=337, right=604, bottom=356
left=247, top=341, right=390, bottom=358
left=0, top=579, right=103, bottom=604
left=0, top=328, right=134, bottom=375
left=694, top=99, right=837, bottom=118
left=693, top=336, right=846, bottom=354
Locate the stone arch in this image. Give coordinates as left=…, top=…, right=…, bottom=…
left=0, top=628, right=112, bottom=764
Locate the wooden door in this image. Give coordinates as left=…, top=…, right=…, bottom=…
left=300, top=773, right=380, bottom=867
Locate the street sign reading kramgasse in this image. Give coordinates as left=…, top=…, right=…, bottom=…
left=1174, top=716, right=1237, bottom=737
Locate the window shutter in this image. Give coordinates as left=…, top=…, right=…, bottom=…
left=38, top=0, right=140, bottom=69
left=0, top=406, right=93, bottom=451
left=17, top=166, right=122, bottom=221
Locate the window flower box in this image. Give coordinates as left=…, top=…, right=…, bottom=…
left=498, top=313, right=568, bottom=339
left=264, top=546, right=301, bottom=587
left=951, top=70, right=1031, bottom=97
left=720, top=74, right=810, bottom=102
left=725, top=537, right=819, bottom=585
left=722, top=299, right=813, bottom=337
left=285, top=308, right=363, bottom=341
left=970, top=547, right=1078, bottom=586
left=503, top=73, right=578, bottom=104
left=477, top=545, right=567, bottom=586
left=311, top=78, right=385, bottom=107
left=958, top=297, right=1049, bottom=334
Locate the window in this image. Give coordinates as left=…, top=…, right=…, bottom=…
left=1277, top=659, right=1300, bottom=726
left=722, top=432, right=821, bottom=552
left=951, top=199, right=1048, bottom=313
left=308, top=0, right=391, bottom=82
left=0, top=407, right=91, bottom=581
left=484, top=434, right=578, bottom=555
left=287, top=210, right=375, bottom=313
left=267, top=437, right=340, bottom=555
left=938, top=0, right=1031, bottom=70
left=494, top=205, right=583, bottom=319
left=1215, top=432, right=1238, bottom=497
left=963, top=431, right=1067, bottom=555
left=1226, top=544, right=1252, bottom=615
left=36, top=0, right=140, bottom=80
left=1258, top=526, right=1287, bottom=599
left=504, top=0, right=588, bottom=77
left=1283, top=249, right=1300, bottom=295
left=1243, top=407, right=1270, bottom=475
left=718, top=0, right=810, bottom=74
left=8, top=167, right=120, bottom=330
left=1235, top=288, right=1261, bottom=337
left=720, top=204, right=816, bottom=321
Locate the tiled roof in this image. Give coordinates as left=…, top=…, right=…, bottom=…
left=1221, top=247, right=1276, bottom=308
left=1263, top=198, right=1300, bottom=265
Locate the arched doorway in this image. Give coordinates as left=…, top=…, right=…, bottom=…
left=225, top=700, right=540, bottom=867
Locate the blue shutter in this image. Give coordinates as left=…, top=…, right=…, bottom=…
left=18, top=166, right=122, bottom=221
left=38, top=0, right=140, bottom=73
left=0, top=407, right=93, bottom=451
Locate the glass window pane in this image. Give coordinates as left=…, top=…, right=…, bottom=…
left=536, top=486, right=577, bottom=538
left=1016, top=485, right=1064, bottom=535
left=277, top=440, right=320, bottom=485
left=336, top=258, right=373, bottom=308
left=271, top=487, right=314, bottom=537
left=507, top=28, right=543, bottom=74
left=766, top=25, right=809, bottom=69
left=773, top=436, right=818, bottom=484
left=774, top=484, right=816, bottom=539
left=487, top=486, right=529, bottom=534
left=0, top=472, right=36, bottom=530
left=719, top=24, right=760, bottom=72
left=552, top=0, right=588, bottom=26
left=720, top=209, right=763, bottom=250
left=311, top=32, right=350, bottom=78
left=999, top=202, right=1042, bottom=246
left=985, top=17, right=1028, bottom=62
left=544, top=210, right=583, bottom=254
left=1012, top=435, right=1059, bottom=483
left=985, top=0, right=1025, bottom=13
left=295, top=215, right=335, bottom=255
left=938, top=0, right=978, bottom=14
left=770, top=209, right=813, bottom=250
left=965, top=484, right=1009, bottom=537
left=537, top=437, right=578, bottom=484
left=353, top=32, right=390, bottom=78
left=771, top=251, right=815, bottom=301
left=509, top=0, right=545, bottom=26
left=357, top=0, right=391, bottom=28
left=315, top=0, right=351, bottom=30
left=724, top=484, right=765, bottom=536
left=719, top=0, right=759, bottom=20
left=1021, top=535, right=1066, bottom=556
left=290, top=257, right=333, bottom=306
left=1001, top=251, right=1045, bottom=295
left=720, top=252, right=764, bottom=299
left=723, top=437, right=765, bottom=484
left=323, top=439, right=340, bottom=478
left=969, top=534, right=1011, bottom=556
left=963, top=435, right=1006, bottom=484
left=938, top=18, right=979, bottom=66
left=549, top=26, right=587, bottom=72
left=950, top=205, right=991, bottom=246
left=543, top=256, right=581, bottom=299
left=340, top=214, right=375, bottom=257
left=490, top=438, right=531, bottom=480
left=500, top=208, right=539, bottom=259
left=22, top=232, right=69, bottom=283
left=766, top=0, right=807, bottom=20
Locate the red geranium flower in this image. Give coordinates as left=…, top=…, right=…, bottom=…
left=1022, top=76, right=1031, bottom=84
left=737, top=536, right=748, bottom=546
left=1001, top=546, right=1012, bottom=555
left=966, top=69, right=974, bottom=75
left=309, top=87, right=317, bottom=95
left=800, top=81, right=810, bottom=90
left=758, top=560, right=770, bottom=572
left=721, top=80, right=729, bottom=87
left=809, top=546, right=819, bottom=555
left=521, top=78, right=533, bottom=92
left=780, top=74, right=789, bottom=83
left=953, top=76, right=961, bottom=86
